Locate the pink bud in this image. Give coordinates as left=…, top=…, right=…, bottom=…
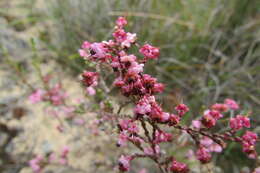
left=139, top=44, right=160, bottom=60
left=116, top=17, right=127, bottom=27
left=192, top=120, right=201, bottom=129
left=225, top=98, right=239, bottom=110
left=86, top=86, right=96, bottom=95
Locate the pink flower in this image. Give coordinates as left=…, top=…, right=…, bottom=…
left=29, top=89, right=45, bottom=104
left=196, top=147, right=212, bottom=164
left=154, top=130, right=173, bottom=144
left=201, top=109, right=224, bottom=128
left=241, top=131, right=258, bottom=158
left=242, top=131, right=258, bottom=159
left=78, top=41, right=91, bottom=58
left=200, top=137, right=222, bottom=153
left=144, top=145, right=160, bottom=155
left=134, top=102, right=151, bottom=116
left=161, top=112, right=170, bottom=122
left=139, top=44, right=160, bottom=60
left=61, top=146, right=70, bottom=158
left=81, top=71, right=98, bottom=87
left=78, top=49, right=89, bottom=58
left=86, top=86, right=96, bottom=95
left=175, top=104, right=189, bottom=117
left=118, top=155, right=133, bottom=172
left=120, top=55, right=143, bottom=74
left=204, top=109, right=223, bottom=120
left=121, top=32, right=137, bottom=48
left=168, top=114, right=180, bottom=125
left=225, top=98, right=239, bottom=110
left=128, top=62, right=144, bottom=74
left=200, top=137, right=213, bottom=147
left=121, top=84, right=133, bottom=97
left=47, top=84, right=67, bottom=105
left=169, top=160, right=189, bottom=173
left=230, top=115, right=250, bottom=131
left=119, top=119, right=139, bottom=133
left=253, top=167, right=260, bottom=173
left=242, top=131, right=258, bottom=145
left=117, top=131, right=128, bottom=147
left=81, top=41, right=91, bottom=49
left=121, top=54, right=137, bottom=63
left=113, top=26, right=136, bottom=48
left=153, top=83, right=165, bottom=93
left=138, top=169, right=147, bottom=173
left=211, top=103, right=228, bottom=112
left=201, top=113, right=216, bottom=128
left=114, top=77, right=125, bottom=87
left=134, top=96, right=152, bottom=115
left=102, top=40, right=116, bottom=47
left=29, top=155, right=44, bottom=173
left=89, top=42, right=108, bottom=60
left=116, top=17, right=127, bottom=28
left=142, top=74, right=157, bottom=85
left=209, top=144, right=223, bottom=153
left=192, top=120, right=202, bottom=129
left=113, top=29, right=127, bottom=43
left=150, top=103, right=164, bottom=121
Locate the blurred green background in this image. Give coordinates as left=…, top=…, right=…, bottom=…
left=0, top=0, right=259, bottom=172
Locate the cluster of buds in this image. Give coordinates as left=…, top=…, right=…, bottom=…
left=80, top=71, right=99, bottom=95
left=29, top=155, right=44, bottom=173
left=76, top=17, right=259, bottom=172
left=29, top=146, right=70, bottom=173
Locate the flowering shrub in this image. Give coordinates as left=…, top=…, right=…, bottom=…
left=77, top=17, right=259, bottom=172
left=29, top=146, right=70, bottom=173
left=28, top=17, right=259, bottom=172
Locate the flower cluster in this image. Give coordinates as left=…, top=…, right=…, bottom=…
left=77, top=16, right=259, bottom=172
left=29, top=83, right=67, bottom=106
left=195, top=137, right=222, bottom=164
left=118, top=155, right=133, bottom=172
left=29, top=146, right=70, bottom=173
left=81, top=71, right=99, bottom=95
left=29, top=155, right=44, bottom=173
left=242, top=131, right=258, bottom=159
left=139, top=44, right=160, bottom=60
left=230, top=115, right=250, bottom=131
left=28, top=75, right=86, bottom=133
left=169, top=160, right=189, bottom=173
left=194, top=99, right=243, bottom=129
left=49, top=146, right=70, bottom=165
